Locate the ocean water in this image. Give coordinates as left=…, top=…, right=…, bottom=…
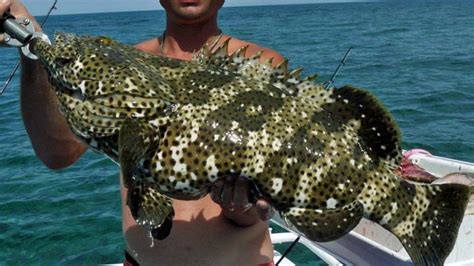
left=1, top=1, right=473, bottom=264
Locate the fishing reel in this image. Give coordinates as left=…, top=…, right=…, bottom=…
left=1, top=12, right=50, bottom=60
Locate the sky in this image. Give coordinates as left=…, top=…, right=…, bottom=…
left=22, top=0, right=366, bottom=16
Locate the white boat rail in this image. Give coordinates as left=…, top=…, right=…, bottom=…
left=407, top=151, right=474, bottom=177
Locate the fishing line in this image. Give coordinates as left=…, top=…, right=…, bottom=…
left=323, top=47, right=353, bottom=89
left=1, top=0, right=58, bottom=95
left=275, top=235, right=300, bottom=266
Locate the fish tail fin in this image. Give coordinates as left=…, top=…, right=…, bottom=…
left=376, top=180, right=469, bottom=265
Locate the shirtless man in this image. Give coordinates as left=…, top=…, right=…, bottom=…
left=0, top=0, right=284, bottom=264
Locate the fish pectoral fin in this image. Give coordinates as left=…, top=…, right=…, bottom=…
left=119, top=118, right=173, bottom=239
left=128, top=179, right=174, bottom=240
left=283, top=201, right=364, bottom=242
left=118, top=118, right=155, bottom=189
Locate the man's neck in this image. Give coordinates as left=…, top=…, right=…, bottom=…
left=162, top=16, right=222, bottom=60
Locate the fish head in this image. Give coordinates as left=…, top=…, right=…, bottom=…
left=32, top=33, right=151, bottom=149
left=31, top=32, right=136, bottom=143
left=33, top=32, right=129, bottom=101
left=32, top=32, right=174, bottom=147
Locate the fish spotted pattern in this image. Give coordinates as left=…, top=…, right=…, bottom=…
left=32, top=33, right=469, bottom=265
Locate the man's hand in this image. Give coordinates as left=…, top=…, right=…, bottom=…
left=1, top=0, right=41, bottom=45
left=210, top=174, right=273, bottom=226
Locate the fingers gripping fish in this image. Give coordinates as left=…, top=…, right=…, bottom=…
left=30, top=33, right=469, bottom=265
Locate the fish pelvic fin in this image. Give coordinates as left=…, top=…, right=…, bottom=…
left=127, top=179, right=174, bottom=240
left=283, top=201, right=364, bottom=242
left=372, top=181, right=469, bottom=265
left=119, top=118, right=174, bottom=239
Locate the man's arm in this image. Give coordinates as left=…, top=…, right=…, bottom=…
left=20, top=56, right=87, bottom=169
left=1, top=0, right=86, bottom=169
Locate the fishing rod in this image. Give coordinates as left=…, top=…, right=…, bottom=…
left=323, top=46, right=353, bottom=89
left=0, top=0, right=58, bottom=95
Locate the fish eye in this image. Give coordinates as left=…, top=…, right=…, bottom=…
left=98, top=36, right=112, bottom=46
left=55, top=57, right=73, bottom=66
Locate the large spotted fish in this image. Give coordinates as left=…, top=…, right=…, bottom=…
left=31, top=33, right=469, bottom=265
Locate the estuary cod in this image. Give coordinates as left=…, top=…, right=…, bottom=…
left=32, top=33, right=469, bottom=265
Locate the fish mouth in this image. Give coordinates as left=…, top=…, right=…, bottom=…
left=62, top=86, right=85, bottom=101
left=46, top=76, right=83, bottom=102
left=32, top=32, right=125, bottom=101
left=30, top=37, right=78, bottom=97
left=30, top=37, right=54, bottom=64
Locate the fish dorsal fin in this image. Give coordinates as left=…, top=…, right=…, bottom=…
left=209, top=38, right=230, bottom=62
left=192, top=43, right=211, bottom=64
left=193, top=40, right=325, bottom=96
left=289, top=67, right=302, bottom=81
left=323, top=85, right=403, bottom=168
left=273, top=59, right=289, bottom=75
left=230, top=45, right=249, bottom=64
left=236, top=51, right=276, bottom=82
left=292, top=75, right=324, bottom=100
left=263, top=57, right=273, bottom=67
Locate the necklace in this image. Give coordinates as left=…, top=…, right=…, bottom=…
left=158, top=30, right=225, bottom=56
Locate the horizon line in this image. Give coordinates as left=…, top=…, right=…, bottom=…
left=33, top=1, right=375, bottom=16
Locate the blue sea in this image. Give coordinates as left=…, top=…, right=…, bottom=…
left=1, top=1, right=473, bottom=264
